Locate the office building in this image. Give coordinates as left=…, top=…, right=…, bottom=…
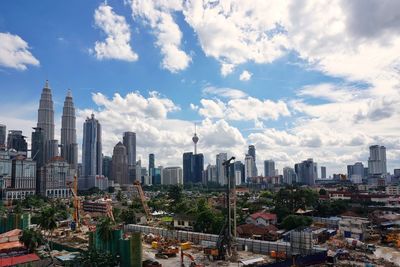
left=40, top=157, right=71, bottom=198
left=82, top=114, right=102, bottom=177
left=111, top=142, right=129, bottom=185
left=148, top=153, right=155, bottom=182
left=368, top=145, right=387, bottom=176
left=248, top=145, right=257, bottom=176
left=264, top=160, right=275, bottom=177
left=347, top=162, right=364, bottom=183
left=0, top=150, right=12, bottom=191
left=245, top=154, right=254, bottom=182
left=3, top=155, right=36, bottom=201
left=233, top=161, right=245, bottom=184
left=183, top=152, right=204, bottom=184
left=6, top=130, right=27, bottom=154
left=102, top=156, right=112, bottom=179
left=32, top=127, right=45, bottom=194
left=0, top=124, right=5, bottom=149
left=216, top=153, right=227, bottom=185
left=152, top=167, right=162, bottom=185
left=320, top=166, right=326, bottom=179
left=294, top=158, right=318, bottom=185
left=61, top=90, right=78, bottom=171
left=37, top=80, right=58, bottom=163
left=205, top=164, right=217, bottom=183
left=283, top=167, right=296, bottom=184
left=123, top=132, right=136, bottom=182
left=162, top=167, right=183, bottom=185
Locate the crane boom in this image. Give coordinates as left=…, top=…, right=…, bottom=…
left=133, top=181, right=152, bottom=220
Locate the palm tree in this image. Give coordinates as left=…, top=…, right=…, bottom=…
left=20, top=229, right=43, bottom=253
left=97, top=217, right=115, bottom=244
left=38, top=205, right=58, bottom=265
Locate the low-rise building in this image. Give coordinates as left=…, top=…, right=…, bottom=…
left=339, top=216, right=371, bottom=241
left=173, top=214, right=195, bottom=231
left=246, top=212, right=277, bottom=226
left=386, top=184, right=400, bottom=195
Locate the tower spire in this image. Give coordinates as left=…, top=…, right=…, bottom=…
left=192, top=123, right=199, bottom=154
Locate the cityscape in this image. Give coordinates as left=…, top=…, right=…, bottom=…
left=1, top=1, right=400, bottom=267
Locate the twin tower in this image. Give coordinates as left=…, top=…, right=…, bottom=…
left=37, top=80, right=77, bottom=170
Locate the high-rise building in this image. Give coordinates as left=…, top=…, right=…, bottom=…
left=244, top=154, right=254, bottom=182
left=61, top=90, right=78, bottom=171
left=162, top=167, right=183, bottom=185
left=152, top=167, right=162, bottom=185
left=368, top=145, right=387, bottom=176
left=248, top=145, right=257, bottom=176
left=283, top=167, right=296, bottom=184
left=233, top=161, right=245, bottom=184
left=6, top=130, right=27, bottom=153
left=0, top=124, right=6, bottom=149
left=320, top=166, right=327, bottom=179
left=205, top=164, right=217, bottom=183
left=295, top=158, right=318, bottom=185
left=182, top=152, right=204, bottom=184
left=37, top=80, right=58, bottom=163
left=216, top=153, right=227, bottom=185
left=264, top=160, right=275, bottom=177
left=4, top=155, right=36, bottom=201
left=111, top=142, right=129, bottom=185
left=82, top=114, right=102, bottom=177
left=40, top=157, right=72, bottom=198
left=32, top=127, right=45, bottom=194
left=123, top=132, right=136, bottom=182
left=102, top=156, right=112, bottom=179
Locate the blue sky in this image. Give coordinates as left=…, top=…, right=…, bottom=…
left=1, top=0, right=400, bottom=176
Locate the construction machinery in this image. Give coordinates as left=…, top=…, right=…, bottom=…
left=381, top=231, right=400, bottom=248
left=180, top=248, right=204, bottom=267
left=67, top=175, right=80, bottom=230
left=104, top=195, right=115, bottom=222
left=133, top=180, right=152, bottom=222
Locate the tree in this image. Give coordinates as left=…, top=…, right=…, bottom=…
left=319, top=188, right=327, bottom=196
left=20, top=229, right=44, bottom=253
left=281, top=215, right=312, bottom=230
left=38, top=205, right=58, bottom=264
left=97, top=217, right=115, bottom=243
left=168, top=185, right=183, bottom=204
left=119, top=208, right=136, bottom=224
left=116, top=190, right=123, bottom=202
left=76, top=249, right=119, bottom=267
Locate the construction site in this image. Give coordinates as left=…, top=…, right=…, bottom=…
left=1, top=162, right=400, bottom=266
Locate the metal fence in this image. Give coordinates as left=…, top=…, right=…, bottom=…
left=124, top=224, right=324, bottom=256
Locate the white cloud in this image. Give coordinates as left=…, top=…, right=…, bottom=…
left=0, top=32, right=39, bottom=70
left=198, top=96, right=291, bottom=122
left=128, top=0, right=191, bottom=72
left=202, top=86, right=247, bottom=99
left=93, top=3, right=138, bottom=62
left=239, top=70, right=252, bottom=81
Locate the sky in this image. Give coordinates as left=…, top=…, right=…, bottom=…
left=1, top=0, right=400, bottom=177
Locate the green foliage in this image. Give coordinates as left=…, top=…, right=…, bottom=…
left=315, top=200, right=349, bottom=217
left=118, top=208, right=136, bottom=224
left=97, top=217, right=115, bottom=243
left=20, top=229, right=44, bottom=253
left=116, top=190, right=123, bottom=202
left=281, top=215, right=312, bottom=230
left=192, top=198, right=224, bottom=234
left=38, top=205, right=58, bottom=232
left=21, top=195, right=47, bottom=209
left=76, top=249, right=119, bottom=267
left=319, top=188, right=327, bottom=196
left=168, top=185, right=183, bottom=204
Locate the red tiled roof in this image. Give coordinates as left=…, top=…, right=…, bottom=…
left=250, top=212, right=277, bottom=221
left=0, top=229, right=21, bottom=240
left=0, top=241, right=24, bottom=251
left=0, top=253, right=40, bottom=267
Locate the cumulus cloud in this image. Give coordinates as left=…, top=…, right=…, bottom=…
left=0, top=32, right=39, bottom=70
left=198, top=96, right=291, bottom=122
left=92, top=2, right=138, bottom=61
left=239, top=70, right=252, bottom=81
left=128, top=0, right=191, bottom=72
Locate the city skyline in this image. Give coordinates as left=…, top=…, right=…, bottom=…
left=1, top=1, right=400, bottom=175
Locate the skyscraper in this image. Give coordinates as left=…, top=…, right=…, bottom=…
left=61, top=90, right=78, bottom=171
left=37, top=80, right=58, bottom=162
left=368, top=145, right=387, bottom=176
left=283, top=167, right=296, bottom=184
left=320, top=166, right=327, bottom=179
left=7, top=130, right=27, bottom=153
left=111, top=142, right=129, bottom=185
left=248, top=145, right=257, bottom=176
left=294, top=158, right=318, bottom=185
left=32, top=127, right=45, bottom=194
left=123, top=132, right=136, bottom=182
left=0, top=124, right=6, bottom=149
left=264, top=160, right=275, bottom=177
left=182, top=152, right=204, bottom=184
left=82, top=114, right=102, bottom=177
left=216, top=153, right=227, bottom=185
left=244, top=154, right=254, bottom=182
left=163, top=167, right=183, bottom=185
left=148, top=153, right=155, bottom=182
left=102, top=156, right=112, bottom=179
